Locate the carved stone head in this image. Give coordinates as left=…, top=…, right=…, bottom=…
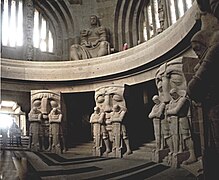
left=31, top=90, right=61, bottom=120
left=155, top=58, right=187, bottom=103
left=90, top=15, right=100, bottom=27
left=152, top=95, right=160, bottom=105
left=155, top=57, right=199, bottom=103
left=95, top=85, right=126, bottom=119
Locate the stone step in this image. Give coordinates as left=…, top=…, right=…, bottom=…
left=0, top=137, right=29, bottom=148
left=107, top=163, right=168, bottom=180
left=66, top=142, right=94, bottom=155
left=67, top=141, right=156, bottom=160
left=124, top=150, right=152, bottom=160
left=139, top=146, right=155, bottom=151
left=73, top=142, right=94, bottom=148
left=141, top=141, right=156, bottom=148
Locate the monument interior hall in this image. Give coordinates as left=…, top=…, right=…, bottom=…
left=1, top=0, right=219, bottom=179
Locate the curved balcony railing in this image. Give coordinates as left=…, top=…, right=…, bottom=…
left=1, top=2, right=199, bottom=92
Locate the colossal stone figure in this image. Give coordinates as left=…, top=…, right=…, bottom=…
left=70, top=15, right=110, bottom=60
left=30, top=90, right=63, bottom=151
left=28, top=107, right=42, bottom=151
left=90, top=107, right=111, bottom=156
left=149, top=95, right=170, bottom=163
left=149, top=95, right=167, bottom=150
left=187, top=1, right=219, bottom=178
left=166, top=88, right=196, bottom=167
left=48, top=108, right=65, bottom=154
left=110, top=104, right=132, bottom=157
left=155, top=57, right=198, bottom=167
left=94, top=85, right=131, bottom=157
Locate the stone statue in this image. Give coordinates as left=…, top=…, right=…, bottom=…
left=30, top=90, right=64, bottom=151
left=187, top=1, right=219, bottom=178
left=155, top=57, right=199, bottom=167
left=70, top=15, right=110, bottom=60
left=196, top=0, right=219, bottom=19
left=90, top=107, right=111, bottom=156
left=94, top=85, right=132, bottom=157
left=110, top=105, right=132, bottom=157
left=48, top=108, right=65, bottom=154
left=166, top=88, right=196, bottom=167
left=149, top=95, right=166, bottom=150
left=149, top=95, right=170, bottom=163
left=28, top=107, right=42, bottom=151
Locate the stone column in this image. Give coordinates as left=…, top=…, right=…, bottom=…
left=92, top=85, right=132, bottom=158
left=155, top=57, right=199, bottom=168
left=29, top=90, right=65, bottom=152
left=24, top=0, right=34, bottom=60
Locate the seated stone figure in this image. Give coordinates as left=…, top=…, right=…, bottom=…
left=70, top=15, right=110, bottom=60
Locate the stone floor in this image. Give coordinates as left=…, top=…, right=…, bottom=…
left=0, top=146, right=199, bottom=180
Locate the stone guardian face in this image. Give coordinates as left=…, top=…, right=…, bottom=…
left=95, top=85, right=126, bottom=113
left=95, top=85, right=126, bottom=118
left=155, top=58, right=187, bottom=103
left=31, top=90, right=61, bottom=119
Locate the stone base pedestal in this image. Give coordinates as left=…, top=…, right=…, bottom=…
left=152, top=149, right=170, bottom=163
left=51, top=145, right=61, bottom=154
left=163, top=151, right=190, bottom=168
left=171, top=151, right=190, bottom=168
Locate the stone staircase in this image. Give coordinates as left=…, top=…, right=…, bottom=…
left=125, top=141, right=156, bottom=160
left=66, top=140, right=156, bottom=160
left=19, top=140, right=197, bottom=180
left=0, top=136, right=29, bottom=149
left=66, top=141, right=94, bottom=156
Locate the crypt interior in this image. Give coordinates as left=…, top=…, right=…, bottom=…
left=1, top=0, right=219, bottom=179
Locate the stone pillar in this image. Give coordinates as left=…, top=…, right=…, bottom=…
left=29, top=90, right=65, bottom=152
left=154, top=57, right=199, bottom=168
left=91, top=85, right=132, bottom=158
left=24, top=0, right=34, bottom=60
